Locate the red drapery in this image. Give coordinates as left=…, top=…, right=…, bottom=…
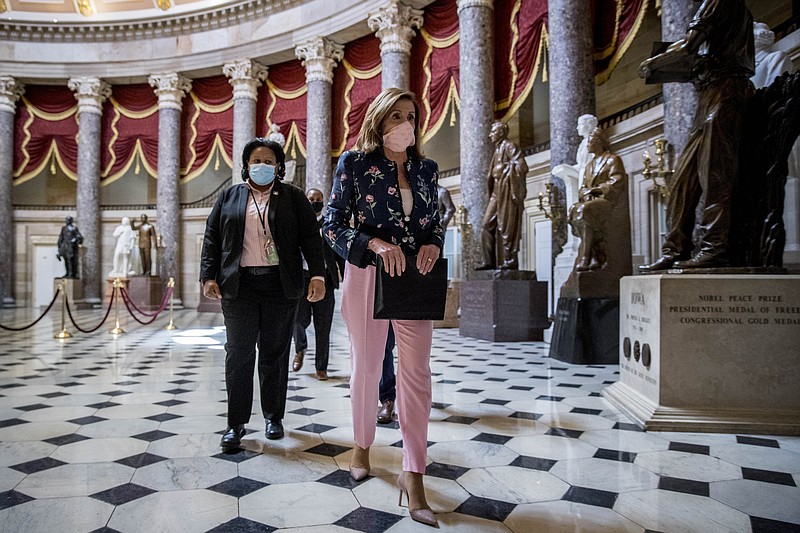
left=260, top=59, right=307, bottom=159
left=410, top=0, right=460, bottom=143
left=13, top=85, right=78, bottom=182
left=100, top=84, right=158, bottom=182
left=593, top=0, right=648, bottom=83
left=180, top=75, right=234, bottom=181
left=332, top=34, right=382, bottom=155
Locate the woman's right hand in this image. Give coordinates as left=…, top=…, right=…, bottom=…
left=368, top=238, right=405, bottom=277
left=203, top=279, right=222, bottom=299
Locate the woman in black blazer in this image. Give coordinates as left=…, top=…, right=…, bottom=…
left=200, top=138, right=325, bottom=450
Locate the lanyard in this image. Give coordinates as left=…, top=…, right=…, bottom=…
left=249, top=188, right=269, bottom=235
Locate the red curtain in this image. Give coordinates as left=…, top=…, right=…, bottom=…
left=13, top=85, right=78, bottom=182
left=100, top=84, right=158, bottom=181
left=332, top=34, right=382, bottom=155
left=410, top=0, right=460, bottom=143
left=593, top=0, right=648, bottom=83
left=260, top=59, right=308, bottom=159
left=181, top=75, right=234, bottom=180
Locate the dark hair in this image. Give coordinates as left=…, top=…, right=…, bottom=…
left=241, top=138, right=286, bottom=181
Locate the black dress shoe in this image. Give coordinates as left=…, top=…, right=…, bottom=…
left=220, top=425, right=246, bottom=451
left=639, top=255, right=680, bottom=272
left=673, top=252, right=728, bottom=269
left=266, top=420, right=284, bottom=440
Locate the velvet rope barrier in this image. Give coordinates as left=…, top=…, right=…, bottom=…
left=64, top=285, right=116, bottom=334
left=0, top=287, right=61, bottom=331
left=119, top=286, right=173, bottom=325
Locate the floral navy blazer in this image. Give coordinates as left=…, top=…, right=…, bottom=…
left=323, top=149, right=445, bottom=268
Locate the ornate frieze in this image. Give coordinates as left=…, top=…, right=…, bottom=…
left=368, top=1, right=423, bottom=56
left=148, top=73, right=192, bottom=112
left=223, top=59, right=268, bottom=101
left=67, top=77, right=111, bottom=116
left=457, top=0, right=494, bottom=13
left=0, top=76, right=24, bottom=115
left=295, top=37, right=344, bottom=85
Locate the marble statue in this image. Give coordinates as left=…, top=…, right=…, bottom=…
left=268, top=123, right=296, bottom=182
left=575, top=114, right=598, bottom=176
left=133, top=214, right=156, bottom=276
left=751, top=22, right=793, bottom=90
left=476, top=121, right=529, bottom=270
left=437, top=185, right=456, bottom=229
left=110, top=217, right=136, bottom=278
left=56, top=216, right=83, bottom=279
left=568, top=127, right=629, bottom=272
left=639, top=0, right=755, bottom=271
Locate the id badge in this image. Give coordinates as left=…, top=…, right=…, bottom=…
left=265, top=238, right=279, bottom=264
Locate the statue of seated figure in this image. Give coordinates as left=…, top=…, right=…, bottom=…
left=568, top=127, right=631, bottom=274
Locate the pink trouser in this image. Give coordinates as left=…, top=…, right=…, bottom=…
left=340, top=263, right=433, bottom=474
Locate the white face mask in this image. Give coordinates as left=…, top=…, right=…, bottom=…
left=249, top=163, right=276, bottom=186
left=382, top=121, right=415, bottom=153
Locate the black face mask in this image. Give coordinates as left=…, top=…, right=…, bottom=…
left=311, top=201, right=324, bottom=213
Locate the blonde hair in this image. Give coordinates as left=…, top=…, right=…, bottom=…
left=356, top=88, right=424, bottom=159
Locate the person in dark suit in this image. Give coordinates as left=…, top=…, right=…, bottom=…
left=292, top=188, right=344, bottom=381
left=200, top=137, right=326, bottom=450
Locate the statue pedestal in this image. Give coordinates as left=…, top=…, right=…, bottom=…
left=53, top=278, right=86, bottom=309
left=549, top=269, right=625, bottom=365
left=603, top=274, right=800, bottom=435
left=434, top=280, right=460, bottom=329
left=197, top=284, right=222, bottom=313
left=127, top=276, right=166, bottom=312
left=460, top=271, right=549, bottom=341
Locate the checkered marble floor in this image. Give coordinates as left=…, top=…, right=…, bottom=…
left=0, top=307, right=798, bottom=533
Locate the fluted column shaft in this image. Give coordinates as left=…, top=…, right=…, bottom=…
left=149, top=73, right=191, bottom=303
left=458, top=0, right=494, bottom=277
left=296, top=37, right=344, bottom=195
left=661, top=0, right=698, bottom=158
left=0, top=76, right=23, bottom=307
left=68, top=77, right=111, bottom=304
left=547, top=0, right=596, bottom=257
left=224, top=59, right=268, bottom=183
left=369, top=1, right=423, bottom=90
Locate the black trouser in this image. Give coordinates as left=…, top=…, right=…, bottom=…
left=379, top=323, right=396, bottom=403
left=293, top=273, right=335, bottom=371
left=222, top=271, right=299, bottom=427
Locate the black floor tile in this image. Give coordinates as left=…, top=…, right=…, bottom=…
left=305, top=443, right=351, bottom=457
left=741, top=467, right=797, bottom=487
left=10, top=457, right=67, bottom=474
left=594, top=448, right=636, bottom=463
left=132, top=430, right=176, bottom=442
left=295, top=423, right=335, bottom=434
left=737, top=436, right=780, bottom=448
left=510, top=455, right=557, bottom=471
left=443, top=415, right=478, bottom=425
left=562, top=486, right=617, bottom=509
left=426, top=462, right=469, bottom=480
left=658, top=476, right=710, bottom=497
left=44, top=433, right=91, bottom=446
left=115, top=452, right=168, bottom=468
left=208, top=476, right=268, bottom=498
left=334, top=507, right=403, bottom=533
left=455, top=495, right=516, bottom=522
left=317, top=469, right=367, bottom=489
left=90, top=483, right=156, bottom=506
left=207, top=517, right=276, bottom=533
left=750, top=516, right=800, bottom=533
left=472, top=433, right=512, bottom=445
left=668, top=442, right=710, bottom=455
left=546, top=428, right=583, bottom=439
left=0, top=490, right=34, bottom=511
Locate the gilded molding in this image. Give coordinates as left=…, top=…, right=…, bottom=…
left=148, top=73, right=192, bottom=112
left=67, top=77, right=111, bottom=116
left=0, top=0, right=7, bottom=15
left=295, top=37, right=344, bottom=84
left=0, top=76, right=25, bottom=115
left=457, top=0, right=493, bottom=13
left=223, top=59, right=268, bottom=102
left=368, top=1, right=424, bottom=56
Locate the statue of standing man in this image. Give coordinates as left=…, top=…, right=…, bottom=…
left=57, top=216, right=83, bottom=279
left=476, top=121, right=529, bottom=270
left=133, top=214, right=157, bottom=275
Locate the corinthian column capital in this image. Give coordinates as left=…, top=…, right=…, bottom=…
left=457, top=0, right=493, bottom=13
left=148, top=73, right=192, bottom=112
left=368, top=1, right=424, bottom=56
left=295, top=37, right=345, bottom=84
left=0, top=76, right=25, bottom=114
left=223, top=59, right=268, bottom=102
left=67, top=77, right=111, bottom=116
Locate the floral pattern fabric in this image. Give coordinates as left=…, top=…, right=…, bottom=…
left=323, top=149, right=444, bottom=268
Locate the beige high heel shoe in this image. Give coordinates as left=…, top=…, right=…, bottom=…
left=397, top=472, right=438, bottom=528
left=349, top=445, right=370, bottom=481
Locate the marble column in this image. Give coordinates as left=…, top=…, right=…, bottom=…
left=368, top=0, right=424, bottom=91
left=660, top=0, right=698, bottom=158
left=148, top=73, right=191, bottom=303
left=0, top=76, right=24, bottom=308
left=223, top=59, right=268, bottom=184
left=295, top=37, right=344, bottom=195
left=547, top=0, right=595, bottom=258
left=458, top=0, right=494, bottom=278
left=68, top=77, right=111, bottom=305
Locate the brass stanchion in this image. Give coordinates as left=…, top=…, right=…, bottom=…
left=164, top=277, right=177, bottom=331
left=109, top=278, right=125, bottom=335
left=54, top=280, right=72, bottom=340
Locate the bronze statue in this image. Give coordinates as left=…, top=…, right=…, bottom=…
left=569, top=127, right=629, bottom=272
left=640, top=0, right=755, bottom=271
left=133, top=214, right=157, bottom=276
left=437, top=185, right=455, bottom=229
left=56, top=216, right=83, bottom=279
left=476, top=121, right=529, bottom=270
